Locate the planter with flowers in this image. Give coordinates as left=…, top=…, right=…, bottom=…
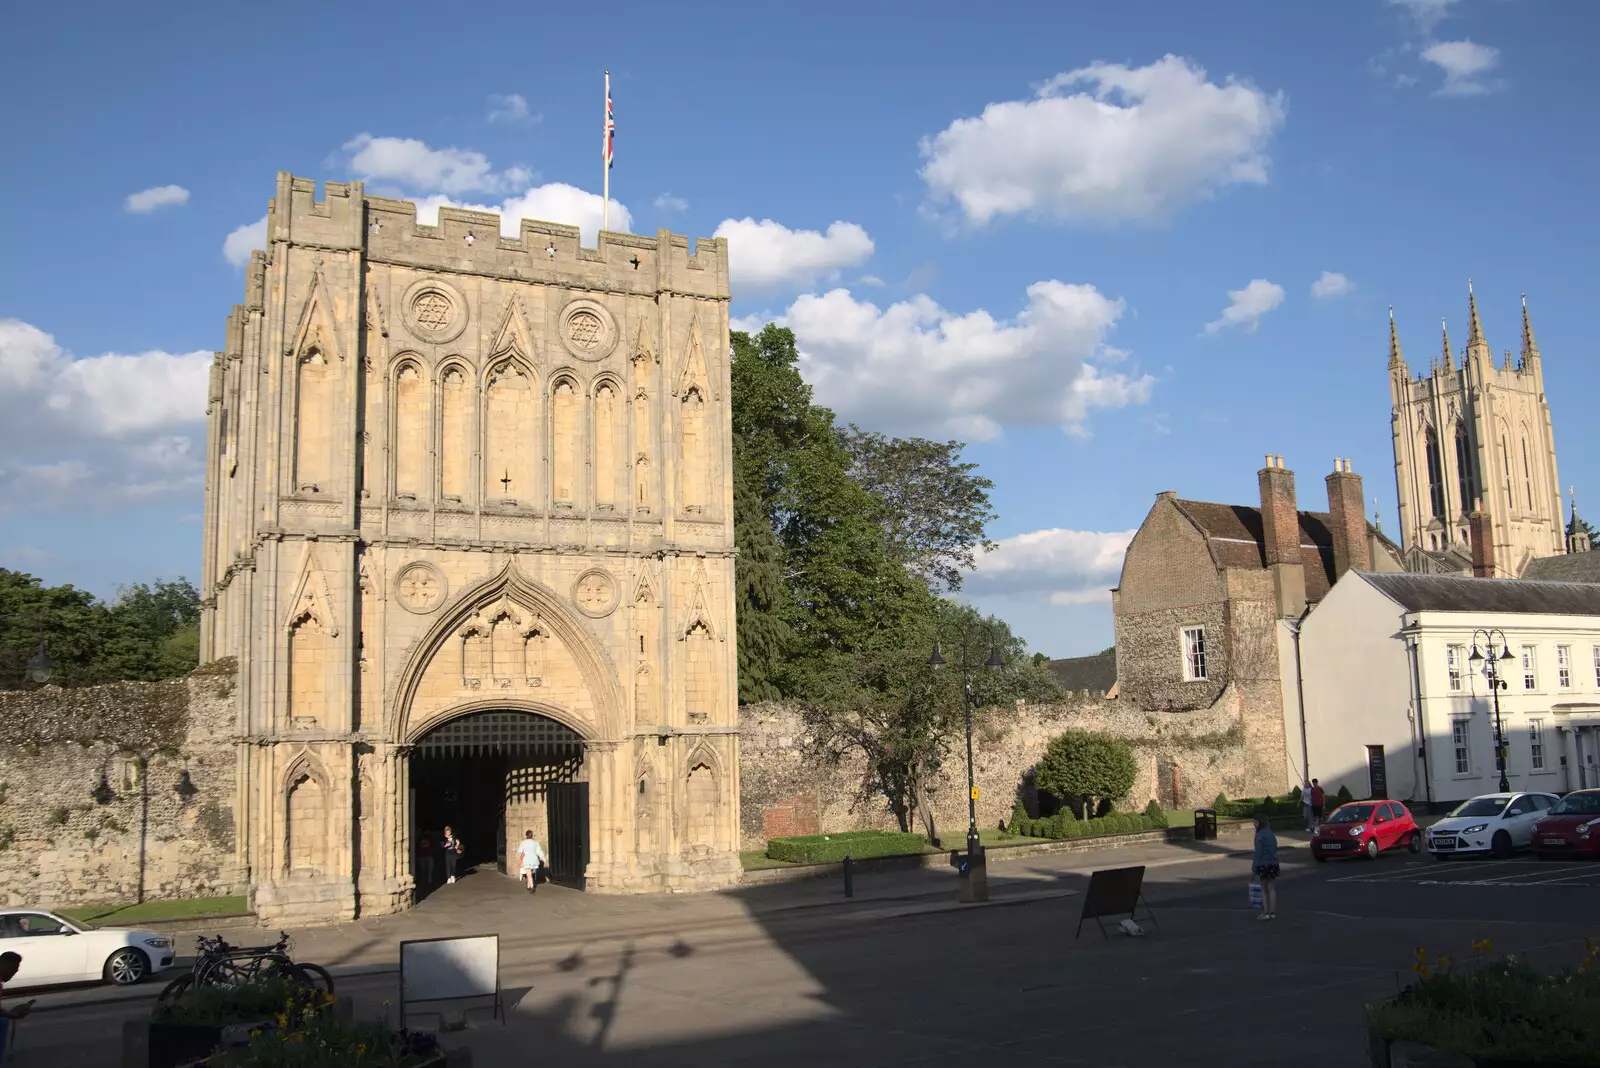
left=1366, top=938, right=1600, bottom=1067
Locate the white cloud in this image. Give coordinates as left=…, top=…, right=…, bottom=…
left=1204, top=279, right=1285, bottom=335
left=1386, top=0, right=1460, bottom=32
left=0, top=319, right=210, bottom=510
left=411, top=184, right=632, bottom=246
left=223, top=215, right=266, bottom=267
left=654, top=193, right=688, bottom=213
left=487, top=93, right=536, bottom=124
left=964, top=528, right=1135, bottom=605
left=1311, top=271, right=1353, bottom=300
left=342, top=133, right=530, bottom=195
left=919, top=54, right=1286, bottom=226
left=1421, top=40, right=1502, bottom=95
left=125, top=185, right=190, bottom=213
left=712, top=217, right=875, bottom=292
left=778, top=280, right=1149, bottom=440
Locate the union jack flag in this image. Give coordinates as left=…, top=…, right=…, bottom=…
left=603, top=80, right=615, bottom=168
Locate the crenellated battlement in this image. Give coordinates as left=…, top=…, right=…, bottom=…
left=264, top=172, right=728, bottom=300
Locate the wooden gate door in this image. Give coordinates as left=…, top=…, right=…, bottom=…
left=547, top=782, right=590, bottom=889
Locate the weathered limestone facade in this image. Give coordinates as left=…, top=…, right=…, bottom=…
left=1389, top=290, right=1563, bottom=575
left=199, top=174, right=740, bottom=923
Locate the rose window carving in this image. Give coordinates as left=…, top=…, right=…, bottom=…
left=412, top=292, right=452, bottom=330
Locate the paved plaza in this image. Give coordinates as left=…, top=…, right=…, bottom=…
left=11, top=834, right=1597, bottom=1067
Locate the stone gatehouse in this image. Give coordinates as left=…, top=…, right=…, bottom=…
left=198, top=174, right=741, bottom=923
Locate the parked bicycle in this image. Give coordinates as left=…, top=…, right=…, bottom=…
left=156, top=931, right=334, bottom=1003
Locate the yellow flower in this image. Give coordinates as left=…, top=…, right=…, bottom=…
left=1436, top=955, right=1451, bottom=969
left=1471, top=938, right=1493, bottom=954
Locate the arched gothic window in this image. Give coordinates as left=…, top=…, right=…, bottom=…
left=1454, top=426, right=1477, bottom=514
left=1424, top=430, right=1447, bottom=521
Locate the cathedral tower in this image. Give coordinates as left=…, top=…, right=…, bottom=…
left=1389, top=286, right=1564, bottom=576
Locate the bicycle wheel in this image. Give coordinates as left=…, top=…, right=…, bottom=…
left=290, top=963, right=335, bottom=997
left=200, top=958, right=251, bottom=989
left=156, top=974, right=195, bottom=1004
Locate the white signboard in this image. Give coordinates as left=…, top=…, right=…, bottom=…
left=399, top=934, right=501, bottom=1024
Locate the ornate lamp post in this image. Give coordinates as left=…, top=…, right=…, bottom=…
left=929, top=621, right=1005, bottom=903
left=1, top=612, right=56, bottom=686
left=1468, top=628, right=1516, bottom=793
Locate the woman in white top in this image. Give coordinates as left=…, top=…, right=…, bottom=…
left=516, top=830, right=547, bottom=893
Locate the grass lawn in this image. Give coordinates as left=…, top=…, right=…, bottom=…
left=60, top=895, right=250, bottom=926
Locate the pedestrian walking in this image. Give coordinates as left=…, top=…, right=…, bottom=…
left=0, top=951, right=36, bottom=1061
left=417, top=833, right=435, bottom=888
left=1309, top=779, right=1326, bottom=831
left=1252, top=812, right=1279, bottom=921
left=442, top=826, right=463, bottom=885
left=516, top=830, right=547, bottom=893
left=1302, top=780, right=1316, bottom=832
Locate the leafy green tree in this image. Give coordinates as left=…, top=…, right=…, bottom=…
left=1035, top=730, right=1137, bottom=818
left=0, top=570, right=200, bottom=689
left=731, top=325, right=926, bottom=699
left=839, top=428, right=996, bottom=593
left=0, top=569, right=107, bottom=689
left=98, top=579, right=202, bottom=681
left=803, top=601, right=1061, bottom=832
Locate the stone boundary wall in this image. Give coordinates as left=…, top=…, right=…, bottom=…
left=0, top=662, right=244, bottom=907
left=739, top=694, right=1257, bottom=851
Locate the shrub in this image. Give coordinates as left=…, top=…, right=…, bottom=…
left=1367, top=942, right=1600, bottom=1063
left=1336, top=783, right=1354, bottom=803
left=1144, top=800, right=1168, bottom=828
left=766, top=830, right=929, bottom=864
left=1008, top=799, right=1029, bottom=834
left=1035, top=731, right=1136, bottom=816
left=152, top=975, right=307, bottom=1027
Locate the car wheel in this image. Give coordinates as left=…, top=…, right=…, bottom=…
left=1491, top=831, right=1513, bottom=859
left=1408, top=833, right=1422, bottom=855
left=1364, top=838, right=1380, bottom=860
left=1313, top=852, right=1327, bottom=863
left=104, top=948, right=149, bottom=986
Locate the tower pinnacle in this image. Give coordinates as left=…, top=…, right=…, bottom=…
left=1465, top=279, right=1490, bottom=363
left=1438, top=317, right=1453, bottom=373
left=1388, top=306, right=1404, bottom=369
left=1521, top=292, right=1541, bottom=365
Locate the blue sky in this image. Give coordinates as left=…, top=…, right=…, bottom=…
left=1, top=0, right=1595, bottom=657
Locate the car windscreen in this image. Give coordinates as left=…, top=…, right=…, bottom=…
left=1550, top=793, right=1600, bottom=816
left=1326, top=805, right=1375, bottom=824
left=1449, top=798, right=1509, bottom=818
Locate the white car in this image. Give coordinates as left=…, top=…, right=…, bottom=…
left=1427, top=791, right=1561, bottom=859
left=0, top=908, right=176, bottom=988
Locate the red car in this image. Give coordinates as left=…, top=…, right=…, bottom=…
left=1530, top=789, right=1600, bottom=859
left=1311, top=800, right=1422, bottom=861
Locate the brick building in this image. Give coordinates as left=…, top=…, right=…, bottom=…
left=1111, top=457, right=1405, bottom=798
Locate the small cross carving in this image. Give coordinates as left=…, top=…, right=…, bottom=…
left=630, top=255, right=641, bottom=270
left=500, top=469, right=513, bottom=493
left=545, top=242, right=557, bottom=259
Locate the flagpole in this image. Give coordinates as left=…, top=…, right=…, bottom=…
left=602, top=70, right=611, bottom=235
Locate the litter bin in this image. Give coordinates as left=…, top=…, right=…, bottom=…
left=1194, top=807, right=1218, bottom=842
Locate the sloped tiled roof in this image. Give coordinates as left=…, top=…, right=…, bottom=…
left=1172, top=500, right=1389, bottom=603
left=1363, top=572, right=1600, bottom=614
left=1047, top=652, right=1117, bottom=695
left=1522, top=551, right=1600, bottom=584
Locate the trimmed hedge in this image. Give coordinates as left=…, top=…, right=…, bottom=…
left=1006, top=807, right=1171, bottom=841
left=1212, top=790, right=1304, bottom=820
left=766, top=830, right=930, bottom=864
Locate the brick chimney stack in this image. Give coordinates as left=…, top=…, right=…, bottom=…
left=1259, top=455, right=1307, bottom=618
left=1325, top=458, right=1371, bottom=581
left=1468, top=501, right=1496, bottom=577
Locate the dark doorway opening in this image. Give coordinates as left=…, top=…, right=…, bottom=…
left=409, top=710, right=587, bottom=899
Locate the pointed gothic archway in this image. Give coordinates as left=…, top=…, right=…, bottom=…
left=389, top=561, right=625, bottom=896
left=408, top=706, right=591, bottom=891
